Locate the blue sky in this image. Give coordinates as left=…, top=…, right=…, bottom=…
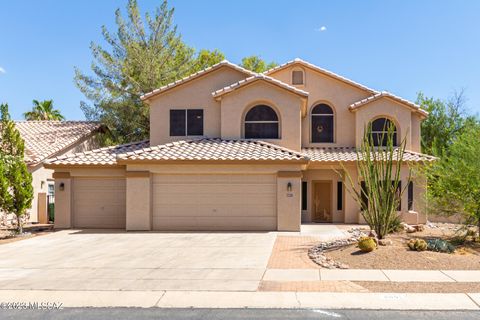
left=0, top=0, right=479, bottom=120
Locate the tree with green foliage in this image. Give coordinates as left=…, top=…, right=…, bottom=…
left=0, top=103, right=33, bottom=234
left=425, top=123, right=480, bottom=235
left=417, top=91, right=473, bottom=156
left=341, top=123, right=409, bottom=239
left=23, top=100, right=64, bottom=121
left=240, top=55, right=277, bottom=73
left=75, top=0, right=224, bottom=144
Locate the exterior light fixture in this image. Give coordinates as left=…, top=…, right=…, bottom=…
left=59, top=183, right=65, bottom=191
left=287, top=182, right=292, bottom=192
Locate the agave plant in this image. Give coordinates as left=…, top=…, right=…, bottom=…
left=340, top=122, right=411, bottom=239
left=23, top=100, right=65, bottom=120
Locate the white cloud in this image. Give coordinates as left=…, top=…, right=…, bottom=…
left=315, top=26, right=327, bottom=32
left=0, top=67, right=5, bottom=74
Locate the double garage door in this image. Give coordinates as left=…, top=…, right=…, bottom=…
left=71, top=174, right=277, bottom=230
left=152, top=174, right=277, bottom=231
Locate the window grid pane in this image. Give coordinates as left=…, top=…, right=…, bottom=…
left=312, top=115, right=334, bottom=142
left=187, top=109, right=204, bottom=136
left=170, top=110, right=186, bottom=136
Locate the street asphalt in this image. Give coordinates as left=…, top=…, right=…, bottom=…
left=1, top=308, right=480, bottom=320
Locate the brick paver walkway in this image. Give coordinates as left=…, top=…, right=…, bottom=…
left=267, top=236, right=319, bottom=269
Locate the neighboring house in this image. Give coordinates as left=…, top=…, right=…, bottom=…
left=2, top=121, right=104, bottom=226
left=45, top=59, right=435, bottom=232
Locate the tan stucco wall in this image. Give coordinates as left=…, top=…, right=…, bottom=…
left=27, top=135, right=100, bottom=223
left=53, top=168, right=126, bottom=229
left=277, top=173, right=302, bottom=231
left=126, top=173, right=152, bottom=231
left=219, top=81, right=304, bottom=151
left=54, top=176, right=71, bottom=229
left=353, top=98, right=417, bottom=150
left=147, top=66, right=248, bottom=146
left=302, top=168, right=344, bottom=223
left=267, top=65, right=371, bottom=148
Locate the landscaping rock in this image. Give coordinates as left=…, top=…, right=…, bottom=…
left=378, top=239, right=393, bottom=246
left=0, top=230, right=14, bottom=240
left=414, top=224, right=425, bottom=232
left=308, top=228, right=367, bottom=269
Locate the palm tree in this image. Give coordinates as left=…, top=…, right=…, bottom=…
left=23, top=100, right=65, bottom=120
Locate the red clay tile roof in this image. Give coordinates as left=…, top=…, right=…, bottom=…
left=263, top=58, right=378, bottom=94
left=140, top=60, right=257, bottom=101
left=45, top=140, right=149, bottom=166
left=15, top=121, right=103, bottom=165
left=117, top=139, right=308, bottom=162
left=349, top=91, right=428, bottom=117
left=212, top=74, right=309, bottom=98
left=302, top=147, right=437, bottom=162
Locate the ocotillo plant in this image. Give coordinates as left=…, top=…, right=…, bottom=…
left=340, top=122, right=410, bottom=239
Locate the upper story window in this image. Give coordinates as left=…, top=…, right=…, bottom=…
left=311, top=104, right=334, bottom=143
left=292, top=70, right=304, bottom=85
left=244, top=105, right=279, bottom=139
left=370, top=117, right=397, bottom=146
left=170, top=109, right=204, bottom=136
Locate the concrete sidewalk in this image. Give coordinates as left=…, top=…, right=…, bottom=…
left=263, top=269, right=480, bottom=282
left=1, top=290, right=480, bottom=310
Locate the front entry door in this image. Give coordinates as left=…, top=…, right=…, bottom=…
left=312, top=181, right=332, bottom=222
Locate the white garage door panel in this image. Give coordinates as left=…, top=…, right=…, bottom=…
left=73, top=178, right=126, bottom=229
left=153, top=174, right=277, bottom=230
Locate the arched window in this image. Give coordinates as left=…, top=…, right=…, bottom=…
left=370, top=118, right=397, bottom=146
left=311, top=104, right=334, bottom=143
left=244, top=105, right=279, bottom=139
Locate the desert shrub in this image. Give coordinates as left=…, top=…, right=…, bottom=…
left=426, top=239, right=456, bottom=253
left=388, top=215, right=403, bottom=234
left=358, top=237, right=377, bottom=252
left=408, top=238, right=428, bottom=251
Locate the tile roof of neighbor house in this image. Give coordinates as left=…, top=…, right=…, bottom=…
left=117, top=139, right=309, bottom=162
left=140, top=60, right=257, bottom=101
left=349, top=91, right=429, bottom=117
left=212, top=74, right=309, bottom=98
left=302, top=147, right=437, bottom=162
left=44, top=140, right=149, bottom=166
left=263, top=58, right=379, bottom=94
left=15, top=120, right=104, bottom=165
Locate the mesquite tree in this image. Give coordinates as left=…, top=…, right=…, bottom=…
left=341, top=123, right=410, bottom=239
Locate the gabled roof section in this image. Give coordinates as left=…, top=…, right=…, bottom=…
left=117, top=138, right=309, bottom=163
left=349, top=91, right=428, bottom=117
left=44, top=140, right=149, bottom=167
left=140, top=60, right=257, bottom=101
left=264, top=58, right=378, bottom=94
left=212, top=74, right=309, bottom=99
left=15, top=121, right=105, bottom=166
left=302, top=147, right=437, bottom=163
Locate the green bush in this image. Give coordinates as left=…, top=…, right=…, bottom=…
left=426, top=239, right=455, bottom=253
left=408, top=238, right=428, bottom=251
left=358, top=237, right=377, bottom=252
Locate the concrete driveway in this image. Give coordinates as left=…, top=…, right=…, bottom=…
left=0, top=230, right=277, bottom=291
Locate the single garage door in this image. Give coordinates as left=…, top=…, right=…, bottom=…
left=72, top=178, right=126, bottom=229
left=152, top=174, right=277, bottom=231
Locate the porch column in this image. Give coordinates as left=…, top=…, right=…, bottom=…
left=126, top=171, right=152, bottom=231
left=343, top=166, right=361, bottom=224
left=277, top=171, right=302, bottom=231
left=53, top=172, right=72, bottom=229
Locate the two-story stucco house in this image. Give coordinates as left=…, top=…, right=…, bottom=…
left=45, top=58, right=435, bottom=231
